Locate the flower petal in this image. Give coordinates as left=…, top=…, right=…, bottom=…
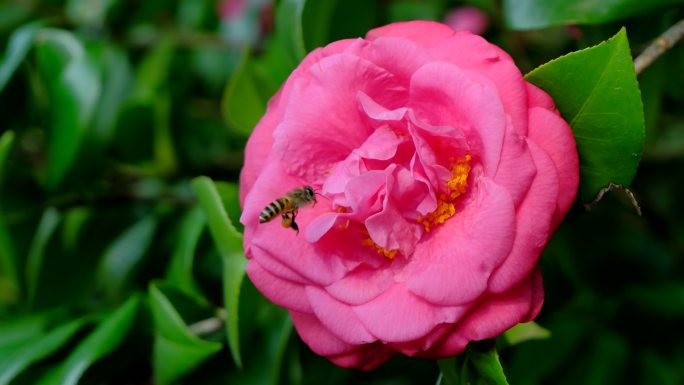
left=325, top=265, right=395, bottom=305
left=291, top=310, right=357, bottom=356
left=246, top=261, right=312, bottom=313
left=488, top=139, right=558, bottom=293
left=491, top=121, right=537, bottom=207
left=402, top=177, right=516, bottom=305
left=528, top=106, right=579, bottom=226
left=428, top=32, right=529, bottom=135
left=306, top=286, right=377, bottom=344
left=366, top=20, right=455, bottom=47
left=423, top=269, right=542, bottom=357
left=240, top=39, right=363, bottom=203
left=272, top=53, right=407, bottom=182
left=353, top=284, right=464, bottom=343
left=408, top=61, right=507, bottom=176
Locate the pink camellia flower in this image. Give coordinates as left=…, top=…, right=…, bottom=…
left=239, top=20, right=579, bottom=369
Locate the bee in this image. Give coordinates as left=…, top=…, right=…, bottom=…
left=259, top=185, right=317, bottom=233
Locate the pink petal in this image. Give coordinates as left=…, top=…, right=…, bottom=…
left=491, top=121, right=537, bottom=207
left=526, top=82, right=555, bottom=111
left=408, top=61, right=506, bottom=176
left=324, top=265, right=395, bottom=305
left=488, top=140, right=559, bottom=292
left=401, top=178, right=516, bottom=305
left=306, top=286, right=377, bottom=344
left=353, top=284, right=464, bottom=343
left=360, top=36, right=431, bottom=86
left=428, top=33, right=529, bottom=135
left=366, top=20, right=455, bottom=47
left=528, top=106, right=579, bottom=225
left=424, top=269, right=542, bottom=357
left=290, top=311, right=356, bottom=356
left=246, top=261, right=312, bottom=313
left=241, top=161, right=349, bottom=286
left=272, top=53, right=407, bottom=182
left=240, top=39, right=363, bottom=203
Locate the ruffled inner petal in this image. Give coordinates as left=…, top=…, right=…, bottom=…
left=408, top=61, right=506, bottom=176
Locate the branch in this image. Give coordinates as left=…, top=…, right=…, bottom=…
left=634, top=18, right=684, bottom=76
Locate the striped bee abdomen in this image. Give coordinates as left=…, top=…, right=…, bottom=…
left=259, top=197, right=291, bottom=223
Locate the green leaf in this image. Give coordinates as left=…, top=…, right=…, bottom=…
left=34, top=28, right=101, bottom=190
left=0, top=130, right=14, bottom=188
left=525, top=28, right=644, bottom=202
left=149, top=283, right=222, bottom=385
left=191, top=176, right=245, bottom=368
left=464, top=342, right=509, bottom=385
left=96, top=216, right=157, bottom=298
left=165, top=207, right=205, bottom=296
left=275, top=0, right=307, bottom=64
left=302, top=0, right=338, bottom=50
left=503, top=321, right=551, bottom=345
left=37, top=296, right=139, bottom=385
left=503, top=0, right=683, bottom=30
left=222, top=49, right=266, bottom=135
left=0, top=318, right=87, bottom=385
left=0, top=22, right=41, bottom=93
left=437, top=358, right=460, bottom=385
left=0, top=131, right=18, bottom=303
left=25, top=208, right=61, bottom=307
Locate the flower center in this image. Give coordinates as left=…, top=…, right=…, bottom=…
left=418, top=154, right=472, bottom=232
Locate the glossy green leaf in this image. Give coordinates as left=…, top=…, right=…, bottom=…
left=437, top=358, right=460, bottom=385
left=165, top=207, right=205, bottom=296
left=0, top=318, right=87, bottom=385
left=503, top=0, right=683, bottom=30
left=191, top=176, right=245, bottom=368
left=96, top=216, right=157, bottom=298
left=25, top=208, right=61, bottom=307
left=214, top=181, right=243, bottom=232
left=37, top=296, right=139, bottom=385
left=222, top=49, right=266, bottom=135
left=463, top=342, right=509, bottom=385
left=275, top=0, right=307, bottom=64
left=302, top=0, right=337, bottom=50
left=0, top=131, right=18, bottom=303
left=503, top=321, right=551, bottom=345
left=149, top=283, right=222, bottom=385
left=526, top=28, right=644, bottom=202
left=0, top=130, right=14, bottom=188
left=34, top=28, right=100, bottom=190
left=0, top=22, right=41, bottom=93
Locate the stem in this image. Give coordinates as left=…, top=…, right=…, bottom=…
left=634, top=18, right=684, bottom=76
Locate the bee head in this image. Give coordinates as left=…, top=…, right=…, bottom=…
left=304, top=185, right=316, bottom=203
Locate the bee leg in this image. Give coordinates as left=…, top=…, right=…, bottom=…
left=290, top=210, right=299, bottom=234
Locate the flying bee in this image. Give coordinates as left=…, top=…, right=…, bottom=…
left=259, top=185, right=316, bottom=233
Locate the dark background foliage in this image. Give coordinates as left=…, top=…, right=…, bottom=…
left=0, top=0, right=683, bottom=384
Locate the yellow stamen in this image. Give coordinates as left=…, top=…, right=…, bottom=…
left=362, top=237, right=399, bottom=259
left=418, top=154, right=472, bottom=232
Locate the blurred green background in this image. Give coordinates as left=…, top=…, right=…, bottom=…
left=1, top=0, right=683, bottom=384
